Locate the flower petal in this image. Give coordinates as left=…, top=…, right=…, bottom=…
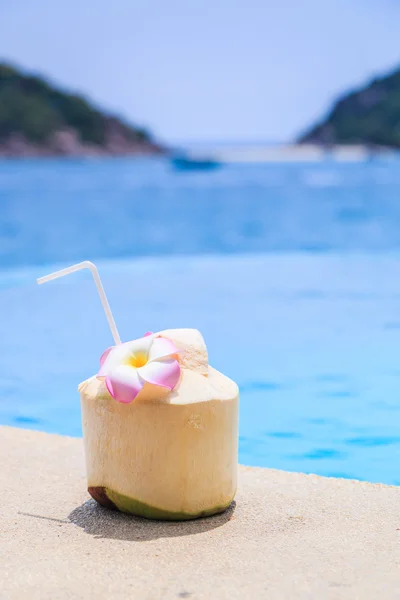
left=97, top=343, right=131, bottom=378
left=98, top=334, right=155, bottom=378
left=100, top=346, right=113, bottom=366
left=148, top=337, right=179, bottom=362
left=98, top=346, right=114, bottom=376
left=124, top=334, right=155, bottom=356
left=139, top=359, right=180, bottom=390
left=106, top=365, right=144, bottom=403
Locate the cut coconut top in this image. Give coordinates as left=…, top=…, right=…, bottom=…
left=80, top=365, right=238, bottom=405
left=79, top=328, right=238, bottom=405
left=157, top=328, right=208, bottom=377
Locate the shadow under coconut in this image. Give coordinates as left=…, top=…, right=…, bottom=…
left=68, top=499, right=236, bottom=541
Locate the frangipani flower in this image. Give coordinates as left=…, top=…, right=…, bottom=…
left=97, top=333, right=181, bottom=404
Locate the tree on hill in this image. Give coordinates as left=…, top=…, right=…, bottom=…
left=298, top=66, right=400, bottom=148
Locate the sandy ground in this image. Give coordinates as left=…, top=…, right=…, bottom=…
left=1, top=425, right=400, bottom=599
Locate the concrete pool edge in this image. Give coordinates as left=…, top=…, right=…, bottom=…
left=1, top=425, right=400, bottom=599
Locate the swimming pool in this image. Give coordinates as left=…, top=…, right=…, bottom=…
left=1, top=252, right=400, bottom=485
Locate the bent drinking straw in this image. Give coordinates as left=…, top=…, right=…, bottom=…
left=37, top=260, right=121, bottom=345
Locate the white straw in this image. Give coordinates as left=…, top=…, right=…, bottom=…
left=37, top=261, right=121, bottom=345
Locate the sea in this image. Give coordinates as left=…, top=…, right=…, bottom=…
left=1, top=155, right=400, bottom=485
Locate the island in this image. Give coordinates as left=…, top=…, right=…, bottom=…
left=0, top=63, right=165, bottom=157
left=298, top=64, right=400, bottom=149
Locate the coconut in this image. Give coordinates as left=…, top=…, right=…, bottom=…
left=79, top=328, right=239, bottom=520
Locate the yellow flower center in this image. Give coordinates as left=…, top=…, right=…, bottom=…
left=126, top=352, right=148, bottom=369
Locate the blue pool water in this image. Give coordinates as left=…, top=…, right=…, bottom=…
left=1, top=157, right=400, bottom=484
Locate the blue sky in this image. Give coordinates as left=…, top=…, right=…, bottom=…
left=1, top=0, right=400, bottom=142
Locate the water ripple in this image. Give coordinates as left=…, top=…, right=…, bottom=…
left=301, top=448, right=347, bottom=460
left=345, top=435, right=400, bottom=447
left=13, top=416, right=42, bottom=425
left=266, top=431, right=303, bottom=440
left=319, top=390, right=355, bottom=399
left=239, top=381, right=282, bottom=393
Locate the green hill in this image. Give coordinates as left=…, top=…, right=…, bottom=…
left=0, top=63, right=164, bottom=156
left=298, top=65, right=400, bottom=148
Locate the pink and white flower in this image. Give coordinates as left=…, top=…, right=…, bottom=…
left=97, top=333, right=181, bottom=404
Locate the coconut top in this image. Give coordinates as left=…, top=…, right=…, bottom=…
left=79, top=328, right=238, bottom=405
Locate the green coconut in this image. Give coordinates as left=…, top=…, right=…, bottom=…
left=79, top=329, right=239, bottom=520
